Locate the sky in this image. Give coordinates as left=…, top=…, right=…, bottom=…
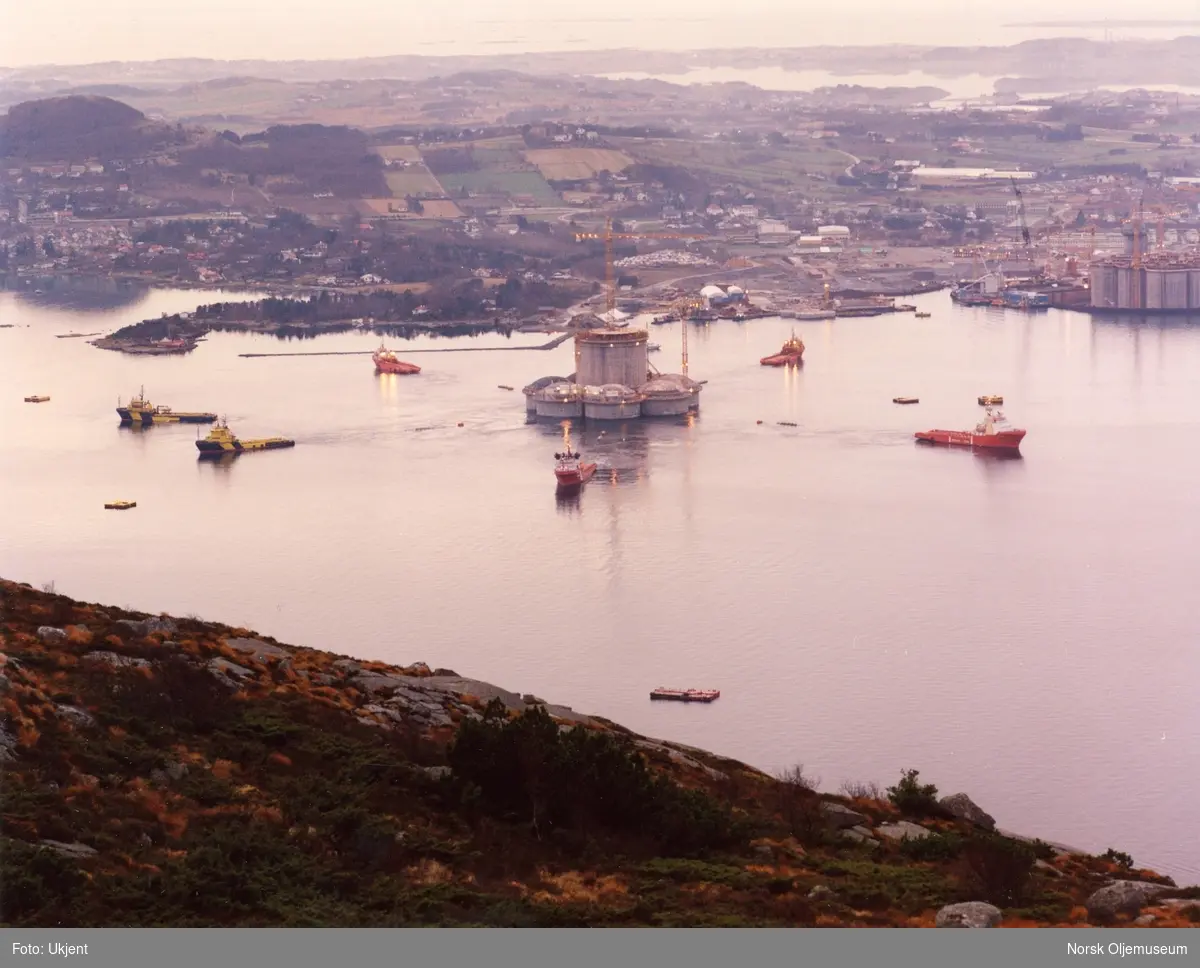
left=3, top=0, right=1200, bottom=68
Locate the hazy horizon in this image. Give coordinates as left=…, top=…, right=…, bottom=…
left=4, top=0, right=1200, bottom=70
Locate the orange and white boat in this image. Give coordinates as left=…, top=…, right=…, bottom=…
left=555, top=449, right=597, bottom=489
left=915, top=407, right=1026, bottom=452
left=650, top=687, right=720, bottom=703
left=760, top=332, right=805, bottom=367
left=372, top=343, right=421, bottom=375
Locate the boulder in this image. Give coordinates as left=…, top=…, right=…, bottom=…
left=821, top=802, right=868, bottom=830
left=37, top=626, right=67, bottom=645
left=1086, top=880, right=1171, bottom=920
left=0, top=723, right=17, bottom=761
left=1133, top=915, right=1157, bottom=926
left=1160, top=899, right=1200, bottom=914
left=935, top=901, right=1002, bottom=928
left=420, top=765, right=452, bottom=780
left=808, top=885, right=834, bottom=901
left=54, top=704, right=96, bottom=728
left=332, top=658, right=362, bottom=674
left=116, top=617, right=176, bottom=638
left=877, top=820, right=931, bottom=841
left=839, top=826, right=879, bottom=847
left=208, top=656, right=253, bottom=686
left=39, top=840, right=98, bottom=859
left=82, top=651, right=150, bottom=669
left=224, top=637, right=292, bottom=662
left=939, top=793, right=996, bottom=830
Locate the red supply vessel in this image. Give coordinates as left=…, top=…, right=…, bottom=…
left=915, top=407, right=1026, bottom=452
left=554, top=449, right=597, bottom=489
left=760, top=332, right=805, bottom=367
left=372, top=343, right=421, bottom=375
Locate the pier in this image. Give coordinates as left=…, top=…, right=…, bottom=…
left=238, top=333, right=571, bottom=358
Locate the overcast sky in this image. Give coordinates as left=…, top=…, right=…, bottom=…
left=4, top=0, right=1200, bottom=68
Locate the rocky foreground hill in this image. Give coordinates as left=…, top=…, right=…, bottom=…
left=2, top=577, right=1197, bottom=928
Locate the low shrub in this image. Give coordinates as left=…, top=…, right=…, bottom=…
left=960, top=833, right=1036, bottom=905
left=886, top=769, right=940, bottom=817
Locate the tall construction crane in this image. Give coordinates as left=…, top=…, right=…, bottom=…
left=574, top=217, right=707, bottom=321
left=1009, top=176, right=1031, bottom=247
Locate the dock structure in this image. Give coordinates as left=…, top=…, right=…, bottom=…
left=239, top=333, right=571, bottom=358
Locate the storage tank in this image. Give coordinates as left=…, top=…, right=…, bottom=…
left=1163, top=269, right=1189, bottom=311
left=1189, top=269, right=1200, bottom=309
left=1144, top=269, right=1166, bottom=310
left=1089, top=264, right=1118, bottom=308
left=574, top=328, right=649, bottom=389
left=531, top=381, right=584, bottom=418
left=638, top=374, right=702, bottom=416
left=699, top=284, right=727, bottom=304
left=582, top=384, right=644, bottom=421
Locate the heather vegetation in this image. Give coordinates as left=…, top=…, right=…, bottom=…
left=0, top=578, right=1193, bottom=928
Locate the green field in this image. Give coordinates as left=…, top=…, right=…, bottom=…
left=438, top=170, right=559, bottom=203
left=385, top=170, right=444, bottom=196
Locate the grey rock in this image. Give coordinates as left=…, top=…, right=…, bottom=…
left=839, top=826, right=879, bottom=847
left=39, top=840, right=98, bottom=859
left=352, top=673, right=412, bottom=694
left=224, top=637, right=292, bottom=662
left=1034, top=859, right=1063, bottom=878
left=332, top=658, right=362, bottom=673
left=37, top=626, right=67, bottom=644
left=633, top=739, right=728, bottom=781
left=0, top=723, right=17, bottom=761
left=312, top=674, right=337, bottom=686
left=408, top=662, right=431, bottom=675
left=55, top=704, right=96, bottom=728
left=82, top=650, right=150, bottom=669
left=752, top=844, right=775, bottom=859
left=1086, top=880, right=1171, bottom=920
left=116, top=617, right=176, bottom=638
left=208, top=657, right=253, bottom=685
left=149, top=762, right=189, bottom=786
left=522, top=694, right=547, bottom=705
left=420, top=766, right=452, bottom=780
left=432, top=668, right=458, bottom=676
left=821, top=802, right=869, bottom=830
left=362, top=703, right=406, bottom=724
left=1133, top=914, right=1157, bottom=926
left=936, top=902, right=1002, bottom=928
left=808, top=885, right=834, bottom=900
left=136, top=832, right=153, bottom=849
left=0, top=673, right=9, bottom=695
left=877, top=820, right=931, bottom=841
left=1160, top=899, right=1200, bottom=913
left=939, top=793, right=996, bottom=831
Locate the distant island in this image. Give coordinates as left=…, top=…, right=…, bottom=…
left=2, top=577, right=1197, bottom=927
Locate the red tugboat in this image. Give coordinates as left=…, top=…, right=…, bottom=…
left=555, top=448, right=597, bottom=490
left=760, top=332, right=805, bottom=367
left=650, top=688, right=721, bottom=703
left=372, top=343, right=421, bottom=375
left=915, top=407, right=1026, bottom=452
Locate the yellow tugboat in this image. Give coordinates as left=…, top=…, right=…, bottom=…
left=117, top=386, right=217, bottom=425
left=196, top=418, right=295, bottom=457
left=104, top=500, right=137, bottom=510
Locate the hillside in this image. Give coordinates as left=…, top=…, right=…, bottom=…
left=0, top=95, right=186, bottom=161
left=1, top=577, right=1197, bottom=928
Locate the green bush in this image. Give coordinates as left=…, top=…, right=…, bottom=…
left=899, top=832, right=963, bottom=862
left=961, top=833, right=1036, bottom=905
left=886, top=769, right=940, bottom=817
left=1102, top=848, right=1134, bottom=870
left=448, top=702, right=744, bottom=855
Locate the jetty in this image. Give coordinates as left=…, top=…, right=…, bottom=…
left=238, top=333, right=571, bottom=359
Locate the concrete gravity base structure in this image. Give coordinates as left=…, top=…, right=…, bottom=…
left=523, top=375, right=701, bottom=421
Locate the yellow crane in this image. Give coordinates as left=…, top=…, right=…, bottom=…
left=574, top=217, right=707, bottom=321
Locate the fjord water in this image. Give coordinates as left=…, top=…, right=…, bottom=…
left=2, top=286, right=1198, bottom=882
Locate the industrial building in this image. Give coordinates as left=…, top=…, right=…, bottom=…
left=523, top=327, right=702, bottom=420
left=1089, top=253, right=1200, bottom=312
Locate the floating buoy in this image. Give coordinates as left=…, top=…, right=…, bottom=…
left=457, top=422, right=464, bottom=427
left=756, top=420, right=763, bottom=425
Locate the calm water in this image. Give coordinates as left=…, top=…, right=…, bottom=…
left=2, top=286, right=1198, bottom=883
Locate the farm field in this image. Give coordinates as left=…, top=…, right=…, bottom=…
left=525, top=148, right=636, bottom=181
left=438, top=170, right=560, bottom=204
left=385, top=170, right=444, bottom=196
left=374, top=144, right=424, bottom=163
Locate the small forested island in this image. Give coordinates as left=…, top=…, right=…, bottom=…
left=1, top=578, right=1196, bottom=928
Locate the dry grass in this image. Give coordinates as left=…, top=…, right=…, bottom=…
left=375, top=145, right=423, bottom=163
left=524, top=148, right=635, bottom=181
left=385, top=171, right=443, bottom=196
